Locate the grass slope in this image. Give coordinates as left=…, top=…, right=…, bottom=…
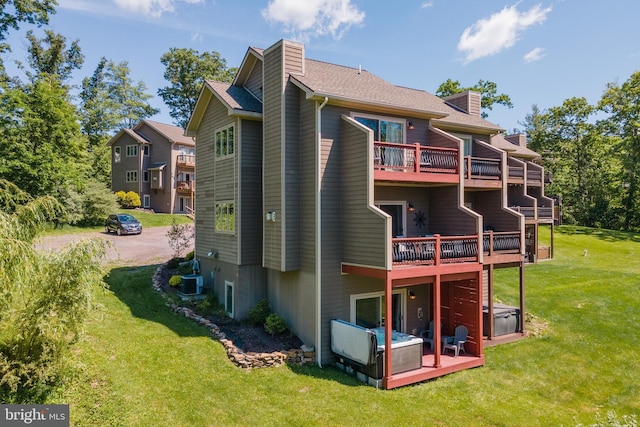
left=54, top=226, right=640, bottom=426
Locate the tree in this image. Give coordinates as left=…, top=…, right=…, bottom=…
left=435, top=78, right=513, bottom=119
left=599, top=71, right=640, bottom=230
left=105, top=60, right=159, bottom=129
left=158, top=48, right=237, bottom=128
left=0, top=180, right=106, bottom=402
left=20, top=29, right=83, bottom=83
left=166, top=217, right=194, bottom=259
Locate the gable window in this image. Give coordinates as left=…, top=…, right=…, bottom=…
left=126, top=170, right=138, bottom=182
left=114, top=146, right=121, bottom=163
left=353, top=114, right=404, bottom=143
left=142, top=145, right=150, bottom=156
left=215, top=201, right=235, bottom=232
left=215, top=125, right=234, bottom=158
left=126, top=145, right=138, bottom=157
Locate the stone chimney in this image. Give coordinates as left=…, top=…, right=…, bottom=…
left=444, top=91, right=481, bottom=116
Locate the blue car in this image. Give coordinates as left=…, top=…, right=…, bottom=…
left=105, top=214, right=142, bottom=236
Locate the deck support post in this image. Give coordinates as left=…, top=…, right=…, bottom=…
left=519, top=261, right=525, bottom=333
left=382, top=274, right=393, bottom=389
left=433, top=274, right=442, bottom=368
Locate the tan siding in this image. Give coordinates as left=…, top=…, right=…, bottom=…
left=245, top=60, right=263, bottom=102
left=262, top=43, right=283, bottom=270
left=428, top=187, right=476, bottom=235
left=283, top=75, right=300, bottom=270
left=299, top=99, right=317, bottom=270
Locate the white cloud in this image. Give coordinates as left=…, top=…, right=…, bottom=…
left=421, top=1, right=434, bottom=7
left=458, top=4, right=552, bottom=64
left=524, top=47, right=546, bottom=62
left=191, top=32, right=203, bottom=43
left=111, top=0, right=203, bottom=18
left=262, top=0, right=365, bottom=41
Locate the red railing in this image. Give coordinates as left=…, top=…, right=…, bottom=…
left=374, top=142, right=458, bottom=175
left=482, top=231, right=520, bottom=255
left=392, top=235, right=479, bottom=266
left=464, top=156, right=501, bottom=179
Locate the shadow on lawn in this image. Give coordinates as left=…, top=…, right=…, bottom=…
left=557, top=225, right=640, bottom=243
left=104, top=264, right=210, bottom=339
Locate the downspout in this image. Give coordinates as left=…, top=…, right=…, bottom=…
left=316, top=96, right=329, bottom=368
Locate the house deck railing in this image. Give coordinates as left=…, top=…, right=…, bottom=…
left=392, top=234, right=479, bottom=266
left=177, top=180, right=194, bottom=191
left=374, top=142, right=458, bottom=175
left=538, top=207, right=553, bottom=219
left=464, top=156, right=501, bottom=179
left=177, top=154, right=195, bottom=166
left=511, top=206, right=536, bottom=218
left=527, top=169, right=543, bottom=184
left=482, top=231, right=521, bottom=255
left=508, top=166, right=524, bottom=180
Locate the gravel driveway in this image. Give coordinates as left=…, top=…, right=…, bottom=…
left=35, top=226, right=194, bottom=266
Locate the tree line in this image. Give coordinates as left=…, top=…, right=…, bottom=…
left=0, top=1, right=235, bottom=226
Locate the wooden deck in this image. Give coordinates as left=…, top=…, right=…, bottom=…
left=383, top=348, right=485, bottom=389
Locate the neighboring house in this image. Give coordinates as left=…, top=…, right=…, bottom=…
left=108, top=120, right=196, bottom=215
left=186, top=39, right=549, bottom=389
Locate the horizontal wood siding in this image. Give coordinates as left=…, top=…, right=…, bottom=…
left=427, top=127, right=460, bottom=149
left=240, top=119, right=263, bottom=265
left=283, top=74, right=300, bottom=270
left=299, top=98, right=317, bottom=271
left=245, top=60, right=263, bottom=102
left=262, top=42, right=283, bottom=270
left=284, top=41, right=304, bottom=75
left=341, top=115, right=389, bottom=267
left=428, top=187, right=476, bottom=235
left=111, top=133, right=140, bottom=194
left=466, top=191, right=520, bottom=231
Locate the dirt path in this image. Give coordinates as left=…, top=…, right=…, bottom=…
left=35, top=226, right=194, bottom=266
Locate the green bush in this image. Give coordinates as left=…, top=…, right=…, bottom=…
left=185, top=251, right=194, bottom=261
left=122, top=191, right=141, bottom=209
left=114, top=191, right=126, bottom=205
left=196, top=292, right=226, bottom=316
left=168, top=275, right=182, bottom=287
left=264, top=313, right=286, bottom=336
left=248, top=299, right=271, bottom=326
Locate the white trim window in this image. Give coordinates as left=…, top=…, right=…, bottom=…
left=126, top=170, right=138, bottom=182
left=353, top=113, right=405, bottom=144
left=142, top=145, right=150, bottom=156
left=215, top=201, right=235, bottom=232
left=215, top=125, right=234, bottom=159
left=114, top=146, right=121, bottom=163
left=452, top=133, right=473, bottom=156
left=225, top=281, right=234, bottom=318
left=350, top=290, right=406, bottom=332
left=126, top=145, right=138, bottom=157
left=143, top=194, right=150, bottom=208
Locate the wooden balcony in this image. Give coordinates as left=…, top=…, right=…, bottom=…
left=538, top=206, right=553, bottom=223
left=508, top=165, right=525, bottom=185
left=483, top=231, right=522, bottom=264
left=527, top=169, right=543, bottom=187
left=392, top=235, right=479, bottom=267
left=177, top=154, right=195, bottom=167
left=176, top=180, right=194, bottom=193
left=511, top=206, right=535, bottom=219
left=464, top=156, right=502, bottom=188
left=374, top=142, right=459, bottom=184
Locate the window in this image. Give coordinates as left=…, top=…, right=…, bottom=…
left=126, top=145, right=138, bottom=157
left=143, top=170, right=149, bottom=182
left=215, top=125, right=234, bottom=158
left=215, top=201, right=235, bottom=232
left=350, top=290, right=406, bottom=332
left=225, top=281, right=234, bottom=318
left=354, top=114, right=404, bottom=143
left=126, top=170, right=138, bottom=182
left=143, top=194, right=150, bottom=208
left=114, top=146, right=121, bottom=163
left=142, top=145, right=150, bottom=156
left=375, top=201, right=406, bottom=238
left=452, top=133, right=473, bottom=156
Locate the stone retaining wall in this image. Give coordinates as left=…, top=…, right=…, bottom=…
left=151, top=265, right=315, bottom=369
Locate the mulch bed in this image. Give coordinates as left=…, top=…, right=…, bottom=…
left=157, top=264, right=303, bottom=354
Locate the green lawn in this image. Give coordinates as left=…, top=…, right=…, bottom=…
left=43, top=208, right=192, bottom=235
left=53, top=226, right=640, bottom=426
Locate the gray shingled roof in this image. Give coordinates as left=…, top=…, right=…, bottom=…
left=491, top=134, right=540, bottom=159
left=141, top=120, right=194, bottom=145
left=205, top=80, right=262, bottom=114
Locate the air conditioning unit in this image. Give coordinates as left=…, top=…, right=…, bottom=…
left=181, top=275, right=203, bottom=294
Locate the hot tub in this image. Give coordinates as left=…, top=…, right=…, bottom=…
left=483, top=303, right=521, bottom=336
left=330, top=320, right=423, bottom=380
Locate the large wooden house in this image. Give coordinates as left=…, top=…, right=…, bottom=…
left=186, top=39, right=550, bottom=389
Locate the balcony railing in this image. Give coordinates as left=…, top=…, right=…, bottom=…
left=177, top=154, right=195, bottom=166
left=527, top=169, right=543, bottom=185
left=374, top=142, right=458, bottom=175
left=508, top=166, right=524, bottom=180
left=177, top=181, right=194, bottom=192
left=538, top=207, right=553, bottom=219
left=392, top=235, right=479, bottom=266
left=511, top=206, right=536, bottom=218
left=483, top=231, right=521, bottom=254
left=464, top=156, right=501, bottom=179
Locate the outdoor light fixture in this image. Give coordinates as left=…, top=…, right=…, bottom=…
left=408, top=290, right=417, bottom=300
left=407, top=121, right=415, bottom=130
left=408, top=202, right=415, bottom=212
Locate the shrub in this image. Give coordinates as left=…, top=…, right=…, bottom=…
left=264, top=313, right=286, bottom=336
left=114, top=190, right=126, bottom=206
left=79, top=181, right=118, bottom=226
left=121, top=191, right=141, bottom=209
left=196, top=292, right=226, bottom=316
left=168, top=275, right=182, bottom=287
left=248, top=299, right=271, bottom=326
left=185, top=251, right=194, bottom=261
left=166, top=218, right=194, bottom=259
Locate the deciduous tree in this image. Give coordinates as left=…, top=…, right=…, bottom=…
left=436, top=78, right=513, bottom=119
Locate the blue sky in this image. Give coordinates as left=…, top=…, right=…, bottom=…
left=7, top=0, right=640, bottom=132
